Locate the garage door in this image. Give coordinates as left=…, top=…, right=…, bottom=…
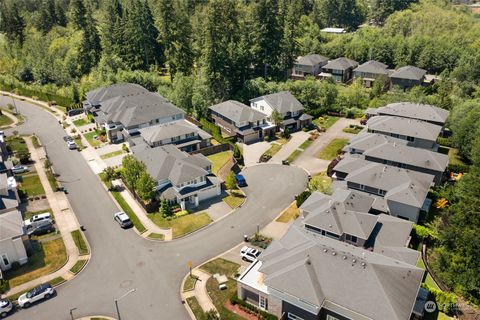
left=198, top=184, right=220, bottom=202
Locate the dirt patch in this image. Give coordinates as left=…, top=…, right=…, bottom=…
left=224, top=301, right=259, bottom=320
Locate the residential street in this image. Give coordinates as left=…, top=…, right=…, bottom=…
left=0, top=97, right=308, bottom=320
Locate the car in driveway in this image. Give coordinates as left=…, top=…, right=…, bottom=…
left=11, top=165, right=29, bottom=174
left=24, top=212, right=53, bottom=229
left=0, top=299, right=13, bottom=318
left=114, top=212, right=133, bottom=229
left=63, top=135, right=73, bottom=142
left=17, top=283, right=55, bottom=308
left=67, top=140, right=77, bottom=150
left=27, top=222, right=55, bottom=237
left=240, top=246, right=261, bottom=262
left=235, top=174, right=247, bottom=187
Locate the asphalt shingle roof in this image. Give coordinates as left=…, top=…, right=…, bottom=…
left=323, top=57, right=359, bottom=71
left=367, top=115, right=442, bottom=141
left=0, top=209, right=24, bottom=240
left=139, top=119, right=211, bottom=145
left=354, top=60, right=389, bottom=75
left=375, top=102, right=449, bottom=125
left=251, top=91, right=304, bottom=114
left=209, top=100, right=266, bottom=124
left=391, top=66, right=426, bottom=81
left=86, top=83, right=149, bottom=104
left=295, top=54, right=329, bottom=66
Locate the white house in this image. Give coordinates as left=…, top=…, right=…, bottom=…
left=0, top=210, right=28, bottom=271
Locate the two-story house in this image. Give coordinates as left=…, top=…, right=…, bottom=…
left=136, top=119, right=212, bottom=153
left=291, top=54, right=329, bottom=80
left=353, top=60, right=390, bottom=88
left=390, top=66, right=427, bottom=90
left=132, top=144, right=221, bottom=209
left=83, top=83, right=149, bottom=113
left=319, top=57, right=359, bottom=83
left=237, top=224, right=424, bottom=320
left=84, top=84, right=186, bottom=143
left=209, top=100, right=272, bottom=143
left=333, top=154, right=435, bottom=222
left=366, top=102, right=449, bottom=127
left=367, top=115, right=442, bottom=150
left=249, top=91, right=313, bottom=132
left=343, top=132, right=449, bottom=184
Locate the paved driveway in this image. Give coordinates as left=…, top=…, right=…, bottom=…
left=1, top=96, right=307, bottom=320
left=240, top=141, right=270, bottom=167
left=269, top=131, right=310, bottom=164
left=294, top=118, right=358, bottom=175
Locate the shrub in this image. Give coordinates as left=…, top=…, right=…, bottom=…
left=264, top=135, right=270, bottom=142
left=422, top=283, right=458, bottom=315
left=448, top=163, right=470, bottom=173
left=10, top=261, right=20, bottom=271
left=0, top=280, right=9, bottom=294
left=437, top=137, right=454, bottom=147
left=296, top=191, right=311, bottom=207
left=229, top=295, right=277, bottom=320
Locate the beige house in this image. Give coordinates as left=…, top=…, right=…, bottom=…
left=0, top=209, right=28, bottom=271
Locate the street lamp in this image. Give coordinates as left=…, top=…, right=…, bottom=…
left=69, top=307, right=77, bottom=320
left=114, top=288, right=136, bottom=320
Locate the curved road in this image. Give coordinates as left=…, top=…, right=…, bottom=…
left=1, top=97, right=307, bottom=320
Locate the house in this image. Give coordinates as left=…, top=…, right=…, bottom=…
left=0, top=209, right=28, bottom=271
left=300, top=189, right=420, bottom=265
left=250, top=91, right=313, bottom=132
left=333, top=153, right=435, bottom=222
left=291, top=54, right=329, bottom=79
left=390, top=66, right=427, bottom=89
left=353, top=60, right=390, bottom=88
left=320, top=27, right=347, bottom=34
left=0, top=173, right=20, bottom=214
left=209, top=100, right=272, bottom=143
left=237, top=224, right=424, bottom=320
left=367, top=115, right=443, bottom=150
left=319, top=57, right=359, bottom=83
left=83, top=83, right=149, bottom=112
left=84, top=84, right=185, bottom=143
left=132, top=144, right=221, bottom=209
left=135, top=119, right=212, bottom=153
left=343, top=132, right=449, bottom=184
left=366, top=102, right=449, bottom=127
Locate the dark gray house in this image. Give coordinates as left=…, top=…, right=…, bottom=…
left=319, top=57, right=359, bottom=83
left=390, top=66, right=427, bottom=89
left=291, top=54, right=329, bottom=79
left=353, top=60, right=390, bottom=88
left=366, top=102, right=449, bottom=127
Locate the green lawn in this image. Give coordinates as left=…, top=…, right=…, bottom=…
left=18, top=174, right=45, bottom=197
left=309, top=172, right=333, bottom=195
left=448, top=148, right=468, bottom=166
left=84, top=131, right=103, bottom=147
left=313, top=115, right=339, bottom=130
left=183, top=275, right=198, bottom=292
left=417, top=257, right=441, bottom=290
left=317, top=138, right=349, bottom=160
left=200, top=258, right=240, bottom=277
left=6, top=135, right=28, bottom=154
left=285, top=149, right=302, bottom=163
left=74, top=137, right=84, bottom=150
left=342, top=125, right=364, bottom=134
left=186, top=296, right=206, bottom=320
left=222, top=191, right=245, bottom=209
left=71, top=230, right=89, bottom=255
left=49, top=276, right=65, bottom=287
left=147, top=233, right=165, bottom=240
left=46, top=168, right=58, bottom=191
left=111, top=190, right=147, bottom=233
left=69, top=259, right=87, bottom=274
left=0, top=114, right=13, bottom=127
left=72, top=118, right=90, bottom=127
left=276, top=202, right=299, bottom=223
left=299, top=139, right=313, bottom=150
left=32, top=135, right=41, bottom=148
left=207, top=151, right=232, bottom=175
left=100, top=150, right=125, bottom=160
left=4, top=238, right=67, bottom=288
left=148, top=212, right=212, bottom=238
left=206, top=278, right=243, bottom=320
left=262, top=143, right=282, bottom=160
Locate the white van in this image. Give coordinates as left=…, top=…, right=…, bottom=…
left=24, top=212, right=53, bottom=229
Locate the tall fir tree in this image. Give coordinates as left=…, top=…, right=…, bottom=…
left=280, top=0, right=301, bottom=77
left=100, top=0, right=124, bottom=57
left=54, top=0, right=67, bottom=27
left=0, top=0, right=26, bottom=44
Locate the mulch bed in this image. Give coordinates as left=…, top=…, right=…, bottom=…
left=224, top=301, right=259, bottom=320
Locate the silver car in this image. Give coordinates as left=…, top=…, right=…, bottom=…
left=0, top=299, right=13, bottom=318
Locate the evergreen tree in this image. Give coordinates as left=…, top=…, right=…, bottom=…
left=280, top=0, right=301, bottom=77
left=54, top=0, right=67, bottom=27
left=0, top=0, right=26, bottom=44
left=313, top=0, right=364, bottom=30
left=100, top=0, right=124, bottom=57
left=37, top=0, right=56, bottom=34
left=69, top=0, right=87, bottom=29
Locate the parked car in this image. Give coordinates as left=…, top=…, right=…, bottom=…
left=67, top=140, right=77, bottom=150
left=63, top=135, right=73, bottom=142
left=24, top=212, right=53, bottom=229
left=11, top=165, right=29, bottom=174
left=240, top=246, right=261, bottom=262
left=0, top=299, right=13, bottom=318
left=114, top=212, right=133, bottom=229
left=17, top=283, right=55, bottom=308
left=235, top=174, right=247, bottom=187
left=27, top=222, right=55, bottom=237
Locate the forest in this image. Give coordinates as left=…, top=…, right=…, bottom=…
left=0, top=0, right=480, bottom=306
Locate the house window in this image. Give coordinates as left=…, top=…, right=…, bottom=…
left=407, top=136, right=415, bottom=142
left=391, top=133, right=400, bottom=138
left=259, top=296, right=267, bottom=310
left=260, top=105, right=264, bottom=111
left=287, top=313, right=304, bottom=320
left=326, top=315, right=340, bottom=320
left=1, top=254, right=9, bottom=266
left=359, top=184, right=366, bottom=191
left=346, top=234, right=358, bottom=243
left=378, top=189, right=386, bottom=196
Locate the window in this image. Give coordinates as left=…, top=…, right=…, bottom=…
left=326, top=315, right=340, bottom=320
left=1, top=254, right=9, bottom=266
left=287, top=313, right=304, bottom=320
left=260, top=105, right=264, bottom=111
left=259, top=296, right=267, bottom=310
left=378, top=189, right=386, bottom=196
left=391, top=133, right=400, bottom=138
left=346, top=234, right=358, bottom=243
left=407, top=136, right=415, bottom=142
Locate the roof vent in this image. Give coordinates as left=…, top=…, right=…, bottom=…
left=342, top=255, right=347, bottom=260
left=352, top=259, right=357, bottom=263
left=323, top=248, right=328, bottom=253
left=332, top=251, right=337, bottom=256
left=361, top=262, right=366, bottom=268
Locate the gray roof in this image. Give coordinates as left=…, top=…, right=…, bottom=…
left=209, top=100, right=266, bottom=124
left=251, top=91, right=304, bottom=114
left=375, top=102, right=449, bottom=125
left=85, top=83, right=149, bottom=104
left=334, top=154, right=434, bottom=208
left=323, top=57, right=359, bottom=71
left=0, top=209, right=24, bottom=240
left=367, top=115, right=442, bottom=141
left=391, top=66, right=426, bottom=81
left=295, top=54, right=329, bottom=67
left=133, top=144, right=210, bottom=185
left=300, top=190, right=377, bottom=240
left=344, top=132, right=408, bottom=154
left=258, top=225, right=424, bottom=320
left=354, top=60, right=389, bottom=75
left=100, top=92, right=185, bottom=127
left=139, top=119, right=211, bottom=145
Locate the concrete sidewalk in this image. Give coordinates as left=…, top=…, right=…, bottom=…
left=269, top=131, right=310, bottom=164
left=5, top=138, right=87, bottom=297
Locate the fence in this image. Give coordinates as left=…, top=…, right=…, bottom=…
left=190, top=143, right=232, bottom=157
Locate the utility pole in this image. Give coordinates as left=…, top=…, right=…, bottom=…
left=114, top=288, right=136, bottom=320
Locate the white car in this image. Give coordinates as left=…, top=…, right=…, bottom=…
left=11, top=165, right=29, bottom=174
left=240, top=246, right=261, bottom=262
left=114, top=212, right=133, bottom=228
left=18, top=283, right=55, bottom=308
left=24, top=212, right=53, bottom=229
left=67, top=140, right=77, bottom=150
left=0, top=299, right=13, bottom=318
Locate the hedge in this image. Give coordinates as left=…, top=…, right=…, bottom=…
left=437, top=137, right=454, bottom=148
left=230, top=295, right=278, bottom=320
left=200, top=118, right=243, bottom=164
left=422, top=283, right=458, bottom=315
left=448, top=162, right=470, bottom=174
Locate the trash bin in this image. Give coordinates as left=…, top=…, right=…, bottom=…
left=244, top=235, right=249, bottom=242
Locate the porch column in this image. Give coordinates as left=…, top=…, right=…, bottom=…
left=194, top=195, right=199, bottom=207
left=180, top=200, right=186, bottom=211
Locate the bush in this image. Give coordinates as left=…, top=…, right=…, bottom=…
left=264, top=135, right=270, bottom=142
left=437, top=137, right=454, bottom=147
left=422, top=283, right=458, bottom=315
left=17, top=150, right=31, bottom=164
left=230, top=295, right=277, bottom=320
left=296, top=190, right=311, bottom=207
left=448, top=162, right=470, bottom=173
left=0, top=279, right=9, bottom=294
left=10, top=261, right=20, bottom=271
